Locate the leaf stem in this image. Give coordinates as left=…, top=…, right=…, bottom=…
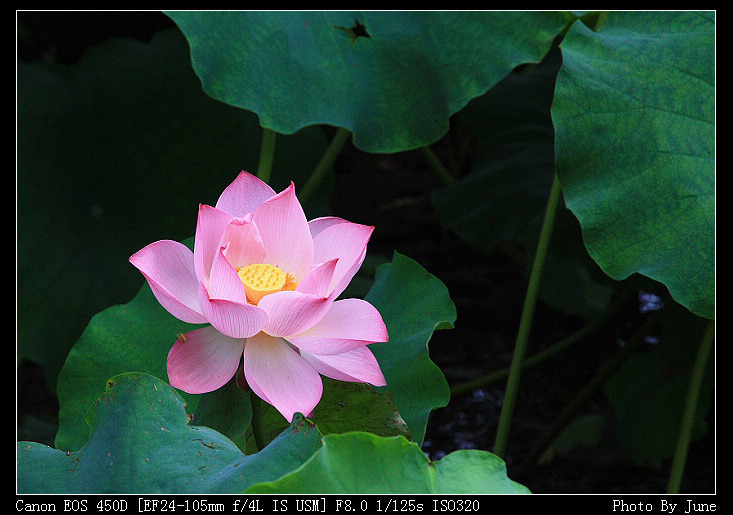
left=417, top=145, right=455, bottom=186
left=257, top=126, right=277, bottom=184
left=667, top=319, right=715, bottom=494
left=493, top=173, right=562, bottom=459
left=450, top=292, right=630, bottom=397
left=299, top=127, right=351, bottom=205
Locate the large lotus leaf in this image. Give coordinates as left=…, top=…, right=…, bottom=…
left=365, top=252, right=456, bottom=445
left=246, top=431, right=530, bottom=494
left=17, top=28, right=330, bottom=391
left=18, top=373, right=322, bottom=494
left=552, top=11, right=715, bottom=319
left=165, top=10, right=568, bottom=152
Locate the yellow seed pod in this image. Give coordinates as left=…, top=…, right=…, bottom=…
left=237, top=263, right=295, bottom=304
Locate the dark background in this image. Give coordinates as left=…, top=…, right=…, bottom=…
left=17, top=11, right=714, bottom=494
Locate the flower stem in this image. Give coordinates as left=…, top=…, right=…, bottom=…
left=299, top=127, right=351, bottom=205
left=667, top=319, right=715, bottom=494
left=257, top=126, right=277, bottom=184
left=493, top=173, right=562, bottom=459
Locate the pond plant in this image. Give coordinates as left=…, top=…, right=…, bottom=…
left=17, top=10, right=714, bottom=495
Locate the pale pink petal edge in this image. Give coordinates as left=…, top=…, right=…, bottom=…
left=129, top=240, right=207, bottom=324
left=167, top=326, right=245, bottom=394
left=253, top=183, right=314, bottom=282
left=198, top=282, right=268, bottom=338
left=243, top=332, right=323, bottom=422
left=215, top=171, right=277, bottom=218
left=301, top=346, right=387, bottom=387
left=257, top=289, right=335, bottom=338
left=287, top=298, right=388, bottom=355
left=309, top=218, right=373, bottom=297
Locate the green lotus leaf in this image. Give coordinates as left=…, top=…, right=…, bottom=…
left=365, top=252, right=456, bottom=444
left=246, top=431, right=530, bottom=494
left=165, top=10, right=567, bottom=152
left=18, top=373, right=322, bottom=494
left=553, top=11, right=715, bottom=318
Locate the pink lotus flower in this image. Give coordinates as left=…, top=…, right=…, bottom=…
left=130, top=171, right=388, bottom=421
